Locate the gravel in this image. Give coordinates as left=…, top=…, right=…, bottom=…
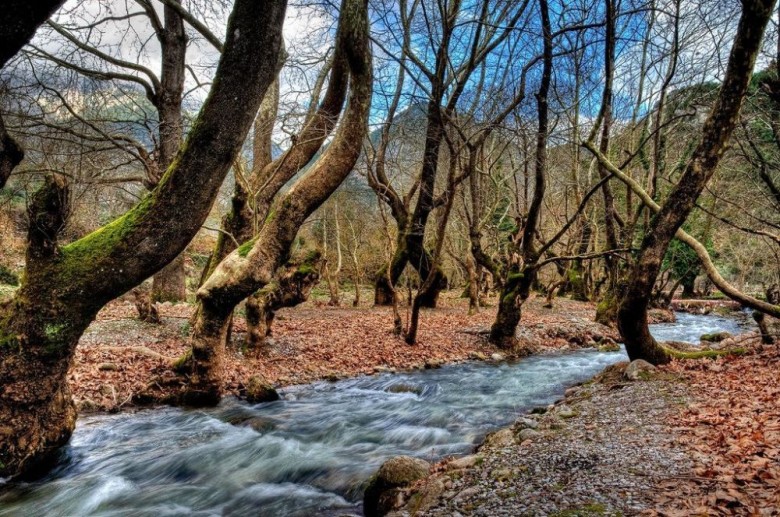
left=416, top=370, right=693, bottom=516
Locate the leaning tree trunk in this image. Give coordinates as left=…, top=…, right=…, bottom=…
left=0, top=0, right=287, bottom=479
left=179, top=0, right=371, bottom=406
left=615, top=0, right=774, bottom=364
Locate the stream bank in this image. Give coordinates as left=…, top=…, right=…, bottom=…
left=72, top=295, right=618, bottom=414
left=386, top=316, right=777, bottom=516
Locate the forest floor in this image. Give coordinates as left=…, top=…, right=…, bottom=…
left=71, top=291, right=620, bottom=413
left=404, top=333, right=780, bottom=516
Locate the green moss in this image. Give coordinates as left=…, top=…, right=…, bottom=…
left=551, top=503, right=612, bottom=517
left=0, top=265, right=19, bottom=286
left=60, top=193, right=156, bottom=283
left=237, top=237, right=257, bottom=258
left=663, top=347, right=746, bottom=359
left=173, top=348, right=193, bottom=372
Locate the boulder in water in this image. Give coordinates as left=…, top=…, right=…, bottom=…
left=363, top=456, right=430, bottom=517
left=244, top=375, right=280, bottom=404
left=700, top=331, right=731, bottom=343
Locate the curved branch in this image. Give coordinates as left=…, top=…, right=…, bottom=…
left=584, top=141, right=780, bottom=318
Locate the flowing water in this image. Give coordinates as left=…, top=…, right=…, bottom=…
left=649, top=309, right=753, bottom=344
left=0, top=313, right=748, bottom=516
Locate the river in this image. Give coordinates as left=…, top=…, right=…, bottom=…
left=0, top=312, right=749, bottom=516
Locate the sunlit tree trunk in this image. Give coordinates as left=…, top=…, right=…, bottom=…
left=0, top=0, right=287, bottom=478
left=179, top=0, right=372, bottom=405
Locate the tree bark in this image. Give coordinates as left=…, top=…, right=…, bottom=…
left=152, top=254, right=187, bottom=302
left=244, top=252, right=322, bottom=348
left=0, top=0, right=287, bottom=479
left=614, top=0, right=774, bottom=364
left=179, top=0, right=372, bottom=405
left=148, top=1, right=189, bottom=303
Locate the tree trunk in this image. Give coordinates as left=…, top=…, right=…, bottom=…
left=147, top=1, right=188, bottom=303
left=489, top=0, right=552, bottom=350
left=374, top=231, right=445, bottom=308
left=0, top=0, right=287, bottom=479
left=179, top=0, right=371, bottom=405
left=152, top=254, right=186, bottom=302
left=245, top=252, right=321, bottom=348
left=615, top=0, right=774, bottom=364
left=568, top=219, right=592, bottom=301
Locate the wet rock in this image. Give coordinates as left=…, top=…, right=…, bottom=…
left=597, top=338, right=620, bottom=352
left=624, top=359, right=657, bottom=381
left=386, top=383, right=423, bottom=396
left=364, top=456, right=431, bottom=517
left=700, top=331, right=731, bottom=343
left=242, top=417, right=276, bottom=433
left=447, top=455, right=483, bottom=470
left=482, top=429, right=514, bottom=448
left=516, top=428, right=542, bottom=442
left=490, top=353, right=506, bottom=362
left=245, top=375, right=280, bottom=403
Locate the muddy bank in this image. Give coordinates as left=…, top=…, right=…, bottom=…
left=71, top=294, right=618, bottom=414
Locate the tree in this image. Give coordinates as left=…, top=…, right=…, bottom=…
left=0, top=0, right=287, bottom=479
left=0, top=0, right=67, bottom=188
left=586, top=0, right=777, bottom=363
left=369, top=0, right=529, bottom=308
left=177, top=0, right=372, bottom=405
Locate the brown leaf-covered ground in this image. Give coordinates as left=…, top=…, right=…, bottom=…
left=71, top=292, right=617, bottom=413
left=654, top=336, right=780, bottom=515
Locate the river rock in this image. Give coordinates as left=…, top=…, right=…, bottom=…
left=363, top=456, right=431, bottom=517
left=700, top=331, right=731, bottom=343
left=624, top=359, right=657, bottom=381
left=451, top=486, right=481, bottom=503
left=515, top=417, right=539, bottom=430
left=482, top=428, right=515, bottom=448
left=516, top=428, right=542, bottom=442
left=468, top=351, right=488, bottom=361
left=555, top=404, right=576, bottom=419
left=386, top=383, right=423, bottom=395
left=447, top=455, right=483, bottom=470
left=597, top=338, right=620, bottom=352
left=245, top=375, right=280, bottom=403
left=491, top=352, right=506, bottom=362
left=401, top=477, right=445, bottom=514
